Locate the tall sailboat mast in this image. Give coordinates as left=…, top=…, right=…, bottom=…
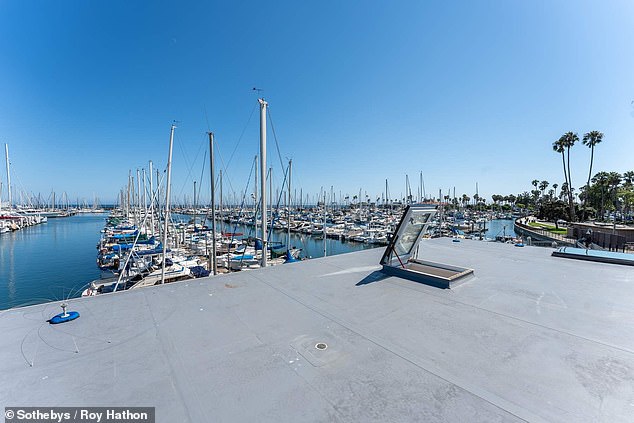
left=323, top=191, right=327, bottom=257
left=149, top=160, right=155, bottom=236
left=4, top=144, right=11, bottom=210
left=161, top=123, right=176, bottom=284
left=259, top=98, right=268, bottom=268
left=287, top=159, right=292, bottom=253
left=219, top=169, right=223, bottom=235
left=136, top=169, right=141, bottom=226
left=253, top=155, right=258, bottom=241
left=142, top=168, right=147, bottom=234
left=208, top=132, right=218, bottom=275
left=385, top=179, right=388, bottom=208
left=269, top=167, right=272, bottom=233
left=193, top=180, right=197, bottom=229
left=156, top=169, right=161, bottom=239
left=126, top=171, right=131, bottom=219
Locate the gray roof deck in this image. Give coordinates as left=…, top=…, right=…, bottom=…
left=1, top=239, right=633, bottom=422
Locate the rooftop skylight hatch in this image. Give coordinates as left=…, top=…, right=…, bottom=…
left=380, top=204, right=474, bottom=288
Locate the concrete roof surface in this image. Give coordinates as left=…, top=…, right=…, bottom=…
left=1, top=239, right=633, bottom=422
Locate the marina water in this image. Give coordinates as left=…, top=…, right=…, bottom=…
left=0, top=213, right=516, bottom=310
left=0, top=213, right=375, bottom=310
left=473, top=218, right=517, bottom=239
left=0, top=214, right=105, bottom=310
left=199, top=216, right=377, bottom=259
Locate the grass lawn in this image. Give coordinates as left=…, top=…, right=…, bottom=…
left=528, top=221, right=568, bottom=235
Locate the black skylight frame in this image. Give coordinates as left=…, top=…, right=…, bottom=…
left=380, top=204, right=437, bottom=267
left=380, top=204, right=474, bottom=289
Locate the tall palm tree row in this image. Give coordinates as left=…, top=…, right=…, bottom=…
left=552, top=130, right=611, bottom=221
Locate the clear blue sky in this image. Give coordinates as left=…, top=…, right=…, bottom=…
left=1, top=0, right=633, bottom=206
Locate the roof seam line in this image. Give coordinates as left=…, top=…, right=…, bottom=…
left=388, top=279, right=634, bottom=357
left=252, top=274, right=540, bottom=423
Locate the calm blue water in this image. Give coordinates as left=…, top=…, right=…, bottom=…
left=0, top=213, right=516, bottom=310
left=201, top=217, right=377, bottom=259
left=484, top=219, right=517, bottom=238
left=0, top=214, right=105, bottom=310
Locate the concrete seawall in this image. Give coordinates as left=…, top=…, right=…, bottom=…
left=514, top=218, right=576, bottom=247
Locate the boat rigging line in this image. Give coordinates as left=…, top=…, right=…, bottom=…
left=266, top=107, right=287, bottom=173
left=112, top=170, right=166, bottom=293
left=174, top=129, right=206, bottom=204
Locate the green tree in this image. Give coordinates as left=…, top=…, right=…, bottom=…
left=621, top=173, right=634, bottom=221
left=607, top=172, right=622, bottom=217
left=491, top=194, right=505, bottom=211
left=618, top=187, right=634, bottom=219
left=539, top=200, right=568, bottom=225
left=590, top=172, right=610, bottom=219
left=517, top=192, right=532, bottom=210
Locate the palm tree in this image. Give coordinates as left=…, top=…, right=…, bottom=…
left=559, top=182, right=569, bottom=200
left=552, top=183, right=558, bottom=198
left=531, top=189, right=541, bottom=204
left=531, top=180, right=539, bottom=190
left=607, top=172, right=621, bottom=189
left=623, top=171, right=634, bottom=187
left=554, top=132, right=578, bottom=221
left=552, top=137, right=568, bottom=198
left=491, top=194, right=503, bottom=211
left=581, top=131, right=604, bottom=218
left=539, top=180, right=549, bottom=197
left=591, top=172, right=609, bottom=185
left=582, top=131, right=603, bottom=186
left=461, top=194, right=470, bottom=208
left=563, top=132, right=578, bottom=188
left=565, top=132, right=578, bottom=220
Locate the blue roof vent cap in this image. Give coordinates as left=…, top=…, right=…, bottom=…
left=49, top=302, right=80, bottom=324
